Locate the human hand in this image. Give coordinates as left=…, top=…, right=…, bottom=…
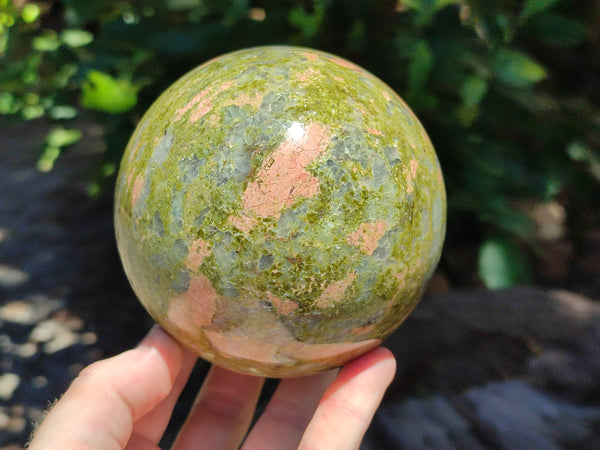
left=28, top=325, right=396, bottom=450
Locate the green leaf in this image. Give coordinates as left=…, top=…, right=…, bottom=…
left=433, top=0, right=461, bottom=10
left=46, top=127, right=83, bottom=147
left=21, top=104, right=44, bottom=120
left=490, top=48, right=546, bottom=88
left=32, top=30, right=61, bottom=51
left=288, top=2, right=325, bottom=39
left=81, top=70, right=138, bottom=114
left=22, top=3, right=41, bottom=23
left=52, top=64, right=78, bottom=88
left=460, top=75, right=488, bottom=108
left=0, top=92, right=16, bottom=114
left=399, top=0, right=424, bottom=10
left=455, top=104, right=479, bottom=127
left=520, top=0, right=558, bottom=22
left=38, top=127, right=83, bottom=172
left=37, top=146, right=61, bottom=172
left=49, top=105, right=78, bottom=119
left=456, top=76, right=488, bottom=126
left=478, top=237, right=532, bottom=289
left=60, top=29, right=94, bottom=47
left=408, top=40, right=434, bottom=93
left=406, top=40, right=437, bottom=110
left=166, top=0, right=203, bottom=11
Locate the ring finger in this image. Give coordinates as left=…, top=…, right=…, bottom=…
left=241, top=368, right=339, bottom=450
left=172, top=366, right=264, bottom=450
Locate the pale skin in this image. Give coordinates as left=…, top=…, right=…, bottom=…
left=29, top=326, right=396, bottom=450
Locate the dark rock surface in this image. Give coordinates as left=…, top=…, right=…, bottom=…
left=1, top=121, right=599, bottom=449
left=363, top=288, right=600, bottom=449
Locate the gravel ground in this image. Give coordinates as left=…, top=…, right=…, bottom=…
left=0, top=120, right=155, bottom=448
left=1, top=120, right=599, bottom=449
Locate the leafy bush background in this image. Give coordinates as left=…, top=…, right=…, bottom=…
left=1, top=0, right=599, bottom=288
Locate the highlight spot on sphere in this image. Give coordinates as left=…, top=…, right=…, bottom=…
left=287, top=122, right=304, bottom=141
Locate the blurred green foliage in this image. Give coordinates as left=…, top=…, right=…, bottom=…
left=1, top=0, right=599, bottom=287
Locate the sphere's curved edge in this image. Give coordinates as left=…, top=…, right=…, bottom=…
left=114, top=45, right=447, bottom=376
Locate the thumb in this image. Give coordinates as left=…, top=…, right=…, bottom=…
left=29, top=326, right=185, bottom=450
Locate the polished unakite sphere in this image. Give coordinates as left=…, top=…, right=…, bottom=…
left=114, top=46, right=446, bottom=377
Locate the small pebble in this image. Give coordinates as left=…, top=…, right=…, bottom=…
left=29, top=321, right=55, bottom=343
left=30, top=319, right=80, bottom=354
left=5, top=415, right=26, bottom=433
left=44, top=330, right=79, bottom=354
left=15, top=342, right=37, bottom=358
left=0, top=408, right=9, bottom=429
left=31, top=376, right=48, bottom=389
left=0, top=296, right=64, bottom=325
left=0, top=265, right=29, bottom=288
left=0, top=373, right=20, bottom=401
left=81, top=332, right=97, bottom=345
left=0, top=301, right=35, bottom=324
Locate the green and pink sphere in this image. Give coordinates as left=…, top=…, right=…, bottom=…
left=114, top=46, right=446, bottom=377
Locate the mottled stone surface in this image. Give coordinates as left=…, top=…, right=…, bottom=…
left=114, top=46, right=446, bottom=377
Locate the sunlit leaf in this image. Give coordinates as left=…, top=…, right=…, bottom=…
left=60, top=28, right=94, bottom=47
left=32, top=30, right=61, bottom=51
left=81, top=70, right=138, bottom=114
left=0, top=92, right=15, bottom=114
left=21, top=104, right=44, bottom=119
left=22, top=3, right=41, bottom=23
left=460, top=75, right=488, bottom=108
left=491, top=48, right=546, bottom=88
left=37, top=146, right=61, bottom=172
left=49, top=105, right=78, bottom=119
left=23, top=92, right=40, bottom=105
left=478, top=237, right=532, bottom=289
left=434, top=0, right=461, bottom=10
left=38, top=128, right=83, bottom=172
left=46, top=127, right=83, bottom=147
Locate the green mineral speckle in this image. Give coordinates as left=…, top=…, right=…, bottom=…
left=114, top=46, right=446, bottom=377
